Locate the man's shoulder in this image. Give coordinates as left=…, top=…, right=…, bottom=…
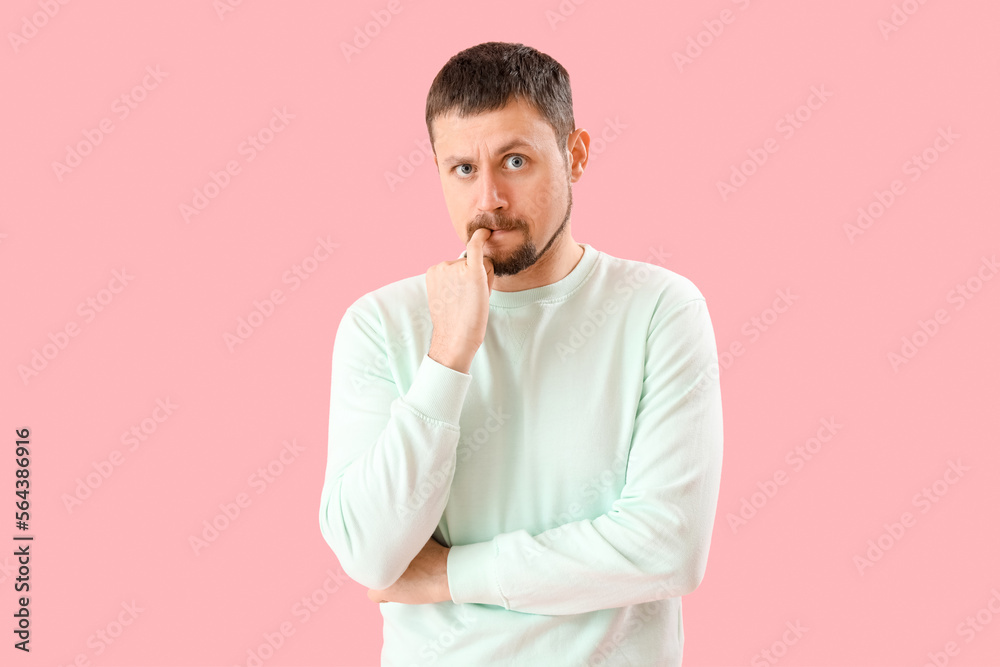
left=593, top=245, right=706, bottom=310
left=341, top=271, right=428, bottom=330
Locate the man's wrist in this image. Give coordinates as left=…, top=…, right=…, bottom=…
left=439, top=547, right=452, bottom=602
left=428, top=340, right=474, bottom=374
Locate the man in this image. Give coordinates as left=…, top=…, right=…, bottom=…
left=319, top=41, right=724, bottom=666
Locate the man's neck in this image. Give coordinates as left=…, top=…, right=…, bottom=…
left=492, top=237, right=585, bottom=293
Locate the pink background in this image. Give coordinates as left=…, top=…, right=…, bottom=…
left=3, top=1, right=999, bottom=665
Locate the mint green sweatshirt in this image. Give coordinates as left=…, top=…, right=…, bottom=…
left=319, top=242, right=724, bottom=666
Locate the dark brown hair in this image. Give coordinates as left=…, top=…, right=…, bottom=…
left=425, top=42, right=575, bottom=163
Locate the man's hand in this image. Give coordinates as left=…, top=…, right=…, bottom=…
left=425, top=227, right=494, bottom=374
left=367, top=536, right=452, bottom=605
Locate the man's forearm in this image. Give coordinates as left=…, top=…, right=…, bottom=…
left=367, top=536, right=452, bottom=605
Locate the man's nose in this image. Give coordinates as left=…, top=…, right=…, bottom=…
left=475, top=168, right=506, bottom=211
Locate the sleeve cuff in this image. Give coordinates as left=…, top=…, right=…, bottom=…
left=447, top=539, right=506, bottom=607
left=400, top=354, right=473, bottom=426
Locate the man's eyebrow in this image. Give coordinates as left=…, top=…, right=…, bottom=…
left=441, top=139, right=537, bottom=168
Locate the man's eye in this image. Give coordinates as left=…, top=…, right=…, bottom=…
left=454, top=155, right=527, bottom=177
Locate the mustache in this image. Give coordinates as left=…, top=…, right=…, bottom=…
left=471, top=214, right=522, bottom=233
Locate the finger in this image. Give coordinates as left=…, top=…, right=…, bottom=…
left=466, top=227, right=491, bottom=269
left=484, top=257, right=495, bottom=292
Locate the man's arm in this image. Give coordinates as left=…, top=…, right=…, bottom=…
left=321, top=231, right=493, bottom=592
left=446, top=296, right=724, bottom=616
left=318, top=301, right=471, bottom=591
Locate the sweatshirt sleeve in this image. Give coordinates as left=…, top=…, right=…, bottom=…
left=446, top=296, right=724, bottom=615
left=318, top=300, right=472, bottom=591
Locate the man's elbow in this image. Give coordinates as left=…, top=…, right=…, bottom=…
left=337, top=542, right=408, bottom=591
left=327, top=547, right=402, bottom=591
left=650, top=564, right=705, bottom=599
left=678, top=564, right=707, bottom=596
left=649, top=543, right=710, bottom=598
left=318, top=505, right=404, bottom=590
left=674, top=546, right=711, bottom=596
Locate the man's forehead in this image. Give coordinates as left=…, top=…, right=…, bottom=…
left=436, top=97, right=541, bottom=130
left=434, top=101, right=549, bottom=158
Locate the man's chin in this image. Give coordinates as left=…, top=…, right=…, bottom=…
left=491, top=259, right=534, bottom=277
left=483, top=241, right=539, bottom=276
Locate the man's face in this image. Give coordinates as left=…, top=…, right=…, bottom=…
left=432, top=97, right=577, bottom=277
